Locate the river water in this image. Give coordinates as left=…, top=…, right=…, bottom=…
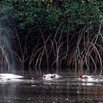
left=0, top=74, right=103, bottom=103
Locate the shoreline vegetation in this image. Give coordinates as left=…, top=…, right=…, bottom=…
left=0, top=0, right=103, bottom=74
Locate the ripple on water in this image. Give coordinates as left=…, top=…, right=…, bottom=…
left=0, top=75, right=103, bottom=103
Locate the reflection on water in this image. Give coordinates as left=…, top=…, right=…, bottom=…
left=0, top=75, right=103, bottom=103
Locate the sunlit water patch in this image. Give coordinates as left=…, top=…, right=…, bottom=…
left=0, top=74, right=103, bottom=103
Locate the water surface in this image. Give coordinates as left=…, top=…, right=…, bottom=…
left=0, top=75, right=103, bottom=103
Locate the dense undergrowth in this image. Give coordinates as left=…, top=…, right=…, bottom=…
left=0, top=0, right=103, bottom=74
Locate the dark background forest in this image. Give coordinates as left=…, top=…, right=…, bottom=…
left=0, top=0, right=103, bottom=74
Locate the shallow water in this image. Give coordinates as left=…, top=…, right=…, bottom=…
left=0, top=75, right=103, bottom=103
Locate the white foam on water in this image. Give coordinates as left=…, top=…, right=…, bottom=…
left=0, top=73, right=23, bottom=82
